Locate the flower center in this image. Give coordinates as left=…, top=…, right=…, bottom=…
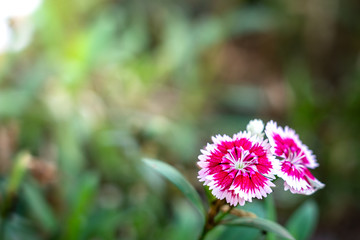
left=225, top=147, right=256, bottom=171
left=234, top=161, right=246, bottom=170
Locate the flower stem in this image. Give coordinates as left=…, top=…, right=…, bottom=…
left=198, top=199, right=226, bottom=240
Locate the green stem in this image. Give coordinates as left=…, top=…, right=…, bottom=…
left=265, top=195, right=277, bottom=240
left=198, top=199, right=227, bottom=240
left=214, top=205, right=234, bottom=224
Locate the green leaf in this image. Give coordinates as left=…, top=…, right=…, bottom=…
left=223, top=217, right=295, bottom=240
left=82, top=209, right=126, bottom=239
left=286, top=200, right=319, bottom=240
left=163, top=200, right=203, bottom=240
left=143, top=158, right=205, bottom=219
left=2, top=215, right=40, bottom=240
left=264, top=196, right=276, bottom=240
left=23, top=183, right=58, bottom=232
left=7, top=152, right=31, bottom=193
left=62, top=173, right=99, bottom=240
left=217, top=225, right=260, bottom=240
left=2, top=152, right=32, bottom=219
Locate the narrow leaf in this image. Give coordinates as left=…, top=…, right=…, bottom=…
left=8, top=151, right=31, bottom=193
left=286, top=200, right=319, bottom=240
left=23, top=183, right=57, bottom=232
left=143, top=158, right=205, bottom=219
left=62, top=173, right=99, bottom=240
left=2, top=152, right=32, bottom=217
left=223, top=217, right=295, bottom=240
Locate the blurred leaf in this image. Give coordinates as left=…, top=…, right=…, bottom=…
left=163, top=200, right=202, bottom=240
left=56, top=125, right=85, bottom=183
left=158, top=11, right=192, bottom=73
left=193, top=16, right=225, bottom=52
left=62, top=173, right=99, bottom=240
left=220, top=85, right=266, bottom=114
left=143, top=158, right=205, bottom=220
left=168, top=124, right=198, bottom=162
left=0, top=90, right=30, bottom=117
left=7, top=152, right=31, bottom=193
left=2, top=215, right=40, bottom=240
left=286, top=200, right=319, bottom=240
left=226, top=7, right=277, bottom=35
left=239, top=200, right=266, bottom=218
left=23, top=183, right=57, bottom=232
left=82, top=209, right=127, bottom=239
left=223, top=217, right=294, bottom=240
left=216, top=224, right=260, bottom=240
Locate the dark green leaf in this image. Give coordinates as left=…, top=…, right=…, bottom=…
left=62, top=173, right=99, bottom=240
left=143, top=158, right=205, bottom=219
left=3, top=215, right=40, bottom=240
left=286, top=200, right=319, bottom=240
left=223, top=217, right=295, bottom=240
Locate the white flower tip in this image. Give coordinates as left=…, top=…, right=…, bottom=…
left=246, top=119, right=264, bottom=137
left=309, top=177, right=325, bottom=190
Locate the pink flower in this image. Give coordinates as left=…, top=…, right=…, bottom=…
left=265, top=121, right=324, bottom=195
left=197, top=131, right=277, bottom=206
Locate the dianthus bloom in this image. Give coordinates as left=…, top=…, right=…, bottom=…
left=197, top=131, right=277, bottom=206
left=246, top=119, right=265, bottom=138
left=265, top=121, right=324, bottom=195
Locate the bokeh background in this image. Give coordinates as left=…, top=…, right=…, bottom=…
left=1, top=0, right=360, bottom=239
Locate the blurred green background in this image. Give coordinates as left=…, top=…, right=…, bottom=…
left=0, top=0, right=360, bottom=239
